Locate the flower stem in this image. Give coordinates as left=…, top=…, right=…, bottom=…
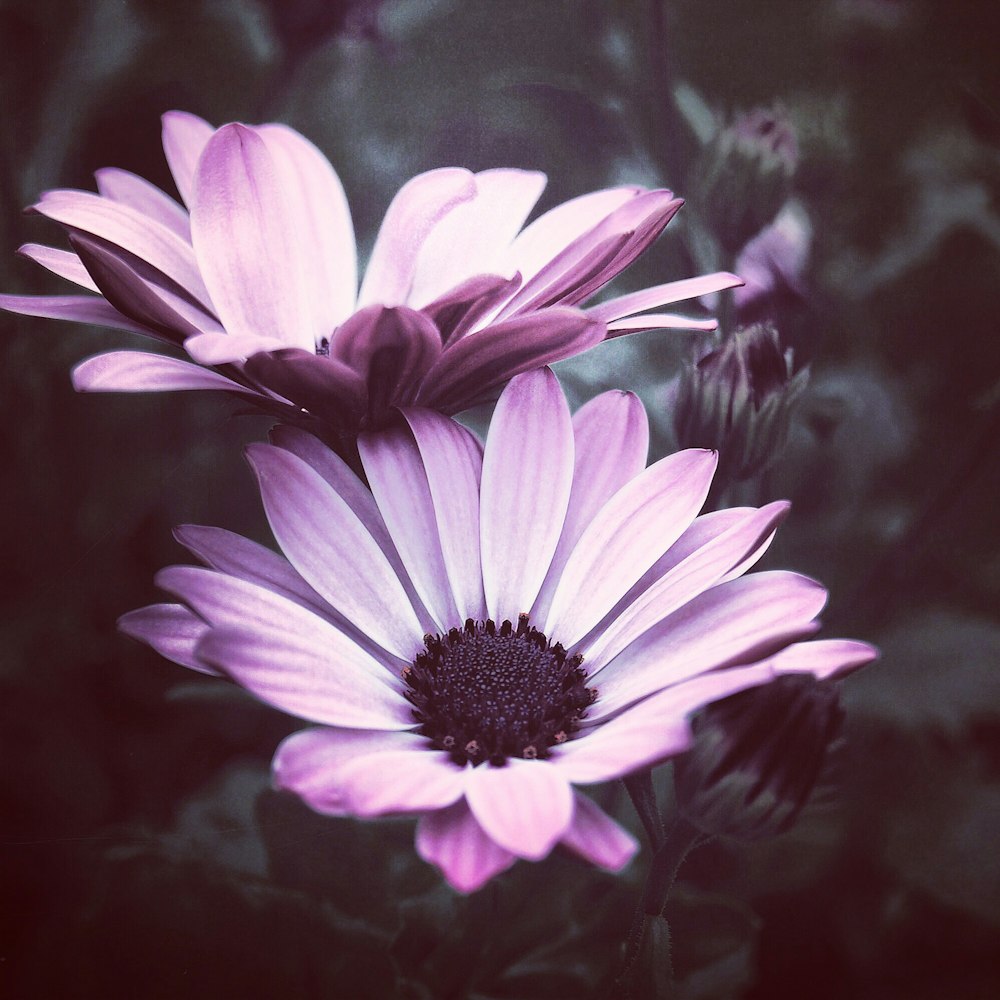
left=623, top=770, right=665, bottom=850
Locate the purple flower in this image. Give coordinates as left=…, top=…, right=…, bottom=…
left=120, top=368, right=876, bottom=892
left=2, top=111, right=739, bottom=441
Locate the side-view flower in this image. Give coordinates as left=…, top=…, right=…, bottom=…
left=119, top=367, right=876, bottom=892
left=0, top=110, right=740, bottom=453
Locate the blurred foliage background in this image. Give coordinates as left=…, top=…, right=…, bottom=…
left=1, top=0, right=999, bottom=996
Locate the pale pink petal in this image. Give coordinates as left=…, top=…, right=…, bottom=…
left=465, top=759, right=574, bottom=860
left=161, top=110, right=214, bottom=208
left=18, top=243, right=99, bottom=291
left=183, top=330, right=289, bottom=365
left=336, top=750, right=467, bottom=816
left=533, top=389, right=649, bottom=622
left=544, top=449, right=718, bottom=649
left=72, top=351, right=250, bottom=392
left=0, top=294, right=153, bottom=337
left=359, top=423, right=460, bottom=631
left=245, top=443, right=425, bottom=660
left=189, top=123, right=313, bottom=351
left=400, top=408, right=487, bottom=621
left=94, top=167, right=191, bottom=240
left=416, top=800, right=516, bottom=893
left=587, top=572, right=827, bottom=722
left=118, top=602, right=215, bottom=674
left=257, top=123, right=357, bottom=329
left=769, top=638, right=879, bottom=679
left=408, top=168, right=547, bottom=306
left=588, top=272, right=743, bottom=324
left=584, top=502, right=791, bottom=672
left=357, top=168, right=477, bottom=308
left=606, top=313, right=718, bottom=335
left=560, top=793, right=639, bottom=871
left=480, top=368, right=574, bottom=624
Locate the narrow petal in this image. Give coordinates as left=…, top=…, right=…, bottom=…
left=588, top=272, right=744, bottom=324
left=183, top=330, right=290, bottom=365
left=533, top=390, right=649, bottom=622
left=480, top=368, right=574, bottom=624
left=769, top=638, right=879, bottom=679
left=560, top=793, right=639, bottom=871
left=416, top=800, right=516, bottom=893
left=415, top=308, right=604, bottom=414
left=273, top=727, right=429, bottom=815
left=95, top=167, right=191, bottom=240
left=422, top=272, right=521, bottom=347
left=72, top=351, right=250, bottom=392
left=336, top=749, right=467, bottom=816
left=400, top=408, right=486, bottom=622
left=161, top=110, right=214, bottom=207
left=257, top=123, right=357, bottom=330
left=587, top=571, right=827, bottom=722
left=0, top=293, right=153, bottom=337
left=606, top=313, right=718, bottom=336
left=544, top=449, right=718, bottom=649
left=18, top=243, right=99, bottom=291
left=357, top=168, right=476, bottom=308
left=465, top=759, right=574, bottom=860
left=189, top=123, right=313, bottom=351
left=118, top=603, right=214, bottom=674
left=359, top=423, right=460, bottom=631
left=245, top=443, right=425, bottom=660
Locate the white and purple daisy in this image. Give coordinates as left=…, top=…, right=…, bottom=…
left=1, top=111, right=739, bottom=446
left=120, top=368, right=875, bottom=892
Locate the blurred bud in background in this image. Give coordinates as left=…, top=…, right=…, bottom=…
left=672, top=323, right=810, bottom=493
left=673, top=674, right=845, bottom=841
left=691, top=103, right=800, bottom=256
left=262, top=0, right=383, bottom=64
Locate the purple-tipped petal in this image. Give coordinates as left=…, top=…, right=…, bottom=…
left=190, top=123, right=314, bottom=351
left=588, top=272, right=743, bottom=324
left=357, top=168, right=477, bottom=308
left=416, top=800, right=516, bottom=893
left=0, top=293, right=153, bottom=337
left=544, top=449, right=718, bottom=649
left=422, top=272, right=522, bottom=347
left=72, top=351, right=249, bottom=392
left=246, top=443, right=425, bottom=660
left=560, top=793, right=639, bottom=871
left=480, top=369, right=574, bottom=624
left=415, top=308, right=604, bottom=414
left=118, top=603, right=215, bottom=674
left=257, top=123, right=357, bottom=330
left=588, top=571, right=828, bottom=722
left=161, top=110, right=214, bottom=208
left=465, top=759, right=574, bottom=860
left=359, top=423, right=460, bottom=631
left=400, top=408, right=487, bottom=622
left=769, top=638, right=879, bottom=679
left=95, top=167, right=191, bottom=240
left=18, top=243, right=99, bottom=291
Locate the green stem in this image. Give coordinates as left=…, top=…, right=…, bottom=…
left=623, top=770, right=665, bottom=850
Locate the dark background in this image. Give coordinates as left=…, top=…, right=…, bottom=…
left=1, top=1, right=999, bottom=997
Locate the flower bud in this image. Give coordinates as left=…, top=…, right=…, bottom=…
left=673, top=674, right=844, bottom=841
left=672, top=323, right=808, bottom=489
left=692, top=104, right=799, bottom=255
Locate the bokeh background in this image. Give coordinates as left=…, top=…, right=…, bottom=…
left=2, top=1, right=999, bottom=997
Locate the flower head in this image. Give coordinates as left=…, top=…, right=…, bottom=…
left=120, top=368, right=874, bottom=892
left=1, top=111, right=739, bottom=454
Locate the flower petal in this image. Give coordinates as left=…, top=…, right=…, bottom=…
left=18, top=243, right=99, bottom=291
left=544, top=449, right=718, bottom=649
left=189, top=123, right=313, bottom=351
left=357, top=167, right=476, bottom=308
left=72, top=351, right=250, bottom=392
left=161, top=110, right=214, bottom=208
left=0, top=293, right=153, bottom=336
left=94, top=166, right=191, bottom=240
left=605, top=313, right=718, bottom=336
left=416, top=800, right=516, bottom=893
left=336, top=749, right=467, bottom=817
left=465, top=759, right=574, bottom=860
left=769, top=638, right=879, bottom=680
left=588, top=272, right=743, bottom=324
left=559, top=793, right=638, bottom=871
left=118, top=602, right=214, bottom=674
left=480, top=368, right=574, bottom=624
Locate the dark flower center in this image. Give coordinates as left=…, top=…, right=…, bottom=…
left=403, top=614, right=597, bottom=766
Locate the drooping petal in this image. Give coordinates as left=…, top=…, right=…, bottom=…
left=257, top=122, right=357, bottom=330
left=189, top=123, right=313, bottom=351
left=400, top=408, right=486, bottom=622
left=118, top=603, right=215, bottom=674
left=544, top=449, right=718, bottom=649
left=72, top=351, right=250, bottom=392
left=559, top=793, right=639, bottom=871
left=769, top=638, right=879, bottom=679
left=588, top=272, right=743, bottom=324
left=465, top=759, right=574, bottom=860
left=480, top=368, right=574, bottom=624
left=0, top=294, right=153, bottom=337
left=416, top=800, right=516, bottom=893
left=95, top=167, right=191, bottom=240
left=161, top=110, right=214, bottom=208
left=18, top=243, right=99, bottom=291
left=415, top=308, right=604, bottom=414
left=357, top=168, right=477, bottom=308
left=245, top=443, right=425, bottom=660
